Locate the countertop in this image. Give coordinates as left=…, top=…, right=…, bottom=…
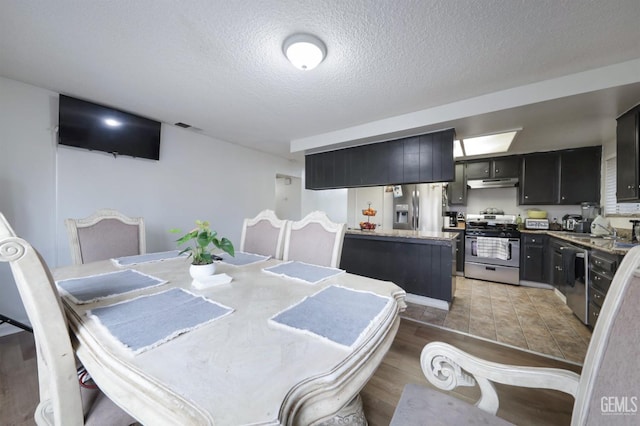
left=522, top=229, right=637, bottom=255
left=346, top=228, right=459, bottom=241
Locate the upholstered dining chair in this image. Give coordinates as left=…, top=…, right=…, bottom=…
left=282, top=211, right=346, bottom=268
left=390, top=245, right=640, bottom=426
left=0, top=212, right=137, bottom=425
left=239, top=209, right=287, bottom=259
left=65, top=208, right=145, bottom=265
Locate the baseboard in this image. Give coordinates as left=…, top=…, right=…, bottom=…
left=519, top=280, right=554, bottom=290
left=405, top=293, right=450, bottom=311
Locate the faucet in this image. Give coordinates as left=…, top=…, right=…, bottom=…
left=592, top=222, right=617, bottom=239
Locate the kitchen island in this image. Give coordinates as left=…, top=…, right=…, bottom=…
left=340, top=229, right=459, bottom=309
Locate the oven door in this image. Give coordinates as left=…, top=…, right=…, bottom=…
left=464, top=236, right=520, bottom=268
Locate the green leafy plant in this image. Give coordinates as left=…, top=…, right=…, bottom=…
left=170, top=220, right=234, bottom=265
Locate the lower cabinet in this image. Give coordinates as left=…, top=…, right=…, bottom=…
left=588, top=249, right=622, bottom=327
left=448, top=229, right=465, bottom=274
left=520, top=233, right=548, bottom=283
left=339, top=233, right=456, bottom=303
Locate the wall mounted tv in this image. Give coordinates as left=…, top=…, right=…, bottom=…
left=58, top=95, right=161, bottom=160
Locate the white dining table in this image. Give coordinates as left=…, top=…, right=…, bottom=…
left=53, top=255, right=406, bottom=425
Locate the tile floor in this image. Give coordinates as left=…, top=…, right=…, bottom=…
left=401, top=276, right=592, bottom=363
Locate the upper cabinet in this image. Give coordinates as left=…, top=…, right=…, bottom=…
left=520, top=152, right=560, bottom=204
left=519, top=146, right=601, bottom=205
left=616, top=105, right=639, bottom=202
left=559, top=146, right=601, bottom=204
left=466, top=156, right=519, bottom=180
left=305, top=129, right=455, bottom=189
left=447, top=163, right=467, bottom=205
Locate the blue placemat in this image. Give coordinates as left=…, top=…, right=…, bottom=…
left=112, top=250, right=184, bottom=266
left=218, top=251, right=270, bottom=266
left=89, top=288, right=234, bottom=354
left=56, top=269, right=167, bottom=304
left=262, top=261, right=345, bottom=284
left=270, top=285, right=391, bottom=349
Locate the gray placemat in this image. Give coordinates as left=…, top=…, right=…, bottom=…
left=270, top=285, right=391, bottom=349
left=218, top=251, right=270, bottom=266
left=262, top=261, right=345, bottom=284
left=89, top=288, right=234, bottom=354
left=112, top=250, right=183, bottom=266
left=56, top=269, right=167, bottom=304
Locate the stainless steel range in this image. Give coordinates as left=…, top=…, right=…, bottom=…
left=464, top=214, right=520, bottom=285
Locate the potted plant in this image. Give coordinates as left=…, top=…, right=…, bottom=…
left=170, top=220, right=234, bottom=279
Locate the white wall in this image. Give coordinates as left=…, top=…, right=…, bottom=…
left=275, top=175, right=301, bottom=220
left=0, top=76, right=302, bottom=335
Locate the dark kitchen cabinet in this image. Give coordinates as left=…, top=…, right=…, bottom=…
left=549, top=237, right=565, bottom=294
left=520, top=152, right=560, bottom=204
left=447, top=163, right=467, bottom=205
left=340, top=232, right=456, bottom=302
left=420, top=131, right=454, bottom=182
left=447, top=229, right=465, bottom=273
left=559, top=146, right=601, bottom=204
left=616, top=106, right=639, bottom=201
left=589, top=249, right=622, bottom=327
left=521, top=233, right=548, bottom=283
left=304, top=128, right=455, bottom=189
left=466, top=156, right=519, bottom=180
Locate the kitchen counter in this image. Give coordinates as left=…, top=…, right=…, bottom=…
left=521, top=229, right=637, bottom=255
left=346, top=228, right=459, bottom=242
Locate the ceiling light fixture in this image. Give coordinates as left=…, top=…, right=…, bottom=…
left=283, top=33, right=326, bottom=71
left=454, top=129, right=521, bottom=158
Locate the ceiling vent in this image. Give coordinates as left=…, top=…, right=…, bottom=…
left=174, top=122, right=191, bottom=128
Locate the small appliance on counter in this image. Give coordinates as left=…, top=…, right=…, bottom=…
left=562, top=214, right=582, bottom=231
left=524, top=218, right=549, bottom=230
left=443, top=211, right=458, bottom=228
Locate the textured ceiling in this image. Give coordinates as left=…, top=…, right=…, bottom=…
left=2, top=0, right=640, bottom=160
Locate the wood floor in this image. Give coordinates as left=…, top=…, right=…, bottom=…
left=361, top=318, right=581, bottom=426
left=1, top=319, right=580, bottom=425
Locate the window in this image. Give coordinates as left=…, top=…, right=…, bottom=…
left=604, top=156, right=640, bottom=214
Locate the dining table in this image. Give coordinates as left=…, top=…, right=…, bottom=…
left=53, top=251, right=406, bottom=425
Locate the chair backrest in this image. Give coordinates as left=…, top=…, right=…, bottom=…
left=282, top=211, right=346, bottom=268
left=572, top=245, right=640, bottom=425
left=65, top=208, right=145, bottom=264
left=239, top=209, right=287, bottom=259
left=0, top=212, right=85, bottom=425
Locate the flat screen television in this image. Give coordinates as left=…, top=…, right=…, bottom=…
left=58, top=95, right=161, bottom=160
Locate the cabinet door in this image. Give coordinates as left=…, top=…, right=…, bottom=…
left=447, top=163, right=467, bottom=205
left=616, top=111, right=639, bottom=201
left=361, top=142, right=389, bottom=186
left=522, top=244, right=545, bottom=282
left=559, top=146, right=601, bottom=204
left=465, top=160, right=491, bottom=179
left=403, top=137, right=420, bottom=183
left=388, top=139, right=404, bottom=184
left=419, top=131, right=454, bottom=182
left=520, top=152, right=559, bottom=204
left=493, top=157, right=519, bottom=178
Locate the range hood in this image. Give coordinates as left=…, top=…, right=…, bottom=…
left=467, top=177, right=519, bottom=189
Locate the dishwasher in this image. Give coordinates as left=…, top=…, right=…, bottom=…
left=562, top=243, right=589, bottom=324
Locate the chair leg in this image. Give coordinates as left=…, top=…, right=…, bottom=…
left=0, top=314, right=33, bottom=332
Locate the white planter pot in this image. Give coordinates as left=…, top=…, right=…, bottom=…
left=189, top=263, right=216, bottom=280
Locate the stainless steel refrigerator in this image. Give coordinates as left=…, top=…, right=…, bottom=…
left=392, top=184, right=420, bottom=230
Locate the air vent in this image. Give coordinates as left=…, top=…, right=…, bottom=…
left=174, top=122, right=191, bottom=128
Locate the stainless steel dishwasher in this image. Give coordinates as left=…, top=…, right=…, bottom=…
left=562, top=243, right=589, bottom=324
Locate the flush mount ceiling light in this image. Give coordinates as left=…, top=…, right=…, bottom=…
left=283, top=33, right=326, bottom=71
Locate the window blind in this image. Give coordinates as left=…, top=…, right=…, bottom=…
left=605, top=156, right=640, bottom=214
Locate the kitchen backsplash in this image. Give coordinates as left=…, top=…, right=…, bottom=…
left=459, top=187, right=581, bottom=221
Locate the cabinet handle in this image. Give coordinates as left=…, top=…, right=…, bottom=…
left=495, top=169, right=499, bottom=173
left=594, top=275, right=601, bottom=281
left=594, top=311, right=599, bottom=317
left=532, top=238, right=536, bottom=242
left=525, top=195, right=529, bottom=199
left=562, top=196, right=565, bottom=200
left=526, top=255, right=531, bottom=259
